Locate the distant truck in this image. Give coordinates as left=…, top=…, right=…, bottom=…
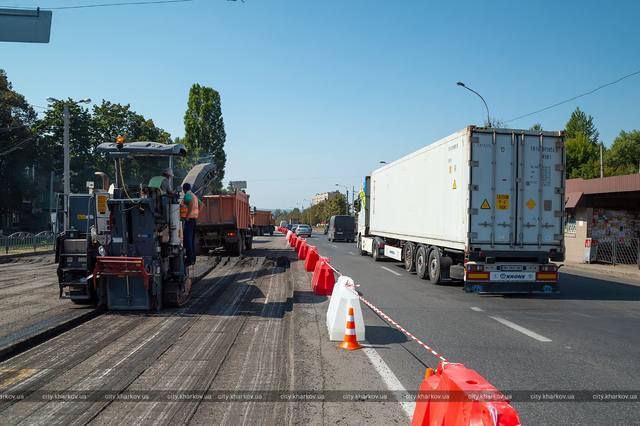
left=357, top=126, right=565, bottom=293
left=198, top=190, right=253, bottom=256
left=251, top=209, right=275, bottom=236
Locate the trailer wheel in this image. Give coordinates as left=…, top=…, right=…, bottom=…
left=403, top=242, right=416, bottom=272
left=372, top=241, right=381, bottom=262
left=415, top=246, right=428, bottom=279
left=428, top=249, right=442, bottom=284
left=358, top=235, right=367, bottom=256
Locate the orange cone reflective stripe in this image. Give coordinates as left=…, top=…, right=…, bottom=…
left=339, top=306, right=362, bottom=351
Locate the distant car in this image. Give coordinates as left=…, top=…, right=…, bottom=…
left=327, top=215, right=355, bottom=242
left=295, top=224, right=312, bottom=237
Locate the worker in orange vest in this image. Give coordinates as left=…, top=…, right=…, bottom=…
left=181, top=183, right=200, bottom=266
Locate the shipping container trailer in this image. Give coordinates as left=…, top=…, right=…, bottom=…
left=357, top=126, right=565, bottom=293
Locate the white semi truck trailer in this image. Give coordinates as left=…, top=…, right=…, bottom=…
left=357, top=126, right=565, bottom=293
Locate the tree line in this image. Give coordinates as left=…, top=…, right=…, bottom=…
left=273, top=194, right=348, bottom=226
left=0, top=69, right=226, bottom=232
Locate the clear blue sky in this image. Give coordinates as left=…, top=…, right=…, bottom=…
left=3, top=0, right=639, bottom=209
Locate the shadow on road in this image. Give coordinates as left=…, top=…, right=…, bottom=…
left=522, top=272, right=640, bottom=301
left=364, top=325, right=408, bottom=345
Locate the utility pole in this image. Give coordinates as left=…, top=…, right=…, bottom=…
left=49, top=171, right=54, bottom=232
left=63, top=103, right=70, bottom=231
left=47, top=97, right=91, bottom=233
left=599, top=144, right=604, bottom=178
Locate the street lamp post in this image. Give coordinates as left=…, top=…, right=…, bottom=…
left=47, top=97, right=91, bottom=232
left=456, top=82, right=491, bottom=127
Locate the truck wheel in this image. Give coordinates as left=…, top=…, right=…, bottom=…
left=403, top=242, right=416, bottom=272
left=358, top=235, right=367, bottom=256
left=428, top=249, right=442, bottom=284
left=372, top=241, right=381, bottom=262
left=415, top=246, right=428, bottom=279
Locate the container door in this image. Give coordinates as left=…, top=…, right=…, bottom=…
left=470, top=131, right=517, bottom=247
left=517, top=133, right=564, bottom=247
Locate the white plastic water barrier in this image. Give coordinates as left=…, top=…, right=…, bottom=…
left=326, top=276, right=365, bottom=341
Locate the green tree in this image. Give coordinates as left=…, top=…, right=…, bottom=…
left=35, top=99, right=93, bottom=193
left=183, top=84, right=227, bottom=191
left=0, top=69, right=39, bottom=228
left=565, top=107, right=599, bottom=144
left=564, top=107, right=601, bottom=178
left=565, top=133, right=600, bottom=179
left=529, top=123, right=543, bottom=131
left=605, top=130, right=640, bottom=176
left=90, top=101, right=171, bottom=182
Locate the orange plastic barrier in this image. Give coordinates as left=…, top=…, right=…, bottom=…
left=297, top=240, right=308, bottom=260
left=290, top=233, right=298, bottom=248
left=411, top=361, right=521, bottom=426
left=312, top=257, right=335, bottom=295
left=295, top=237, right=303, bottom=252
left=304, top=246, right=319, bottom=272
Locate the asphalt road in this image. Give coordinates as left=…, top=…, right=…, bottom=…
left=308, top=233, right=640, bottom=425
left=0, top=237, right=406, bottom=425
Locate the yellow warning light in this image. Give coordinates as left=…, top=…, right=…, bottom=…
left=116, top=135, right=126, bottom=145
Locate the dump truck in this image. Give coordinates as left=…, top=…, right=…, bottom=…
left=251, top=209, right=274, bottom=236
left=198, top=190, right=253, bottom=256
left=357, top=126, right=565, bottom=293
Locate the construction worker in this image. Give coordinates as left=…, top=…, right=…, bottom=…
left=181, top=182, right=199, bottom=265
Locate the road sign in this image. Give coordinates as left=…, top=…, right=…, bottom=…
left=0, top=8, right=52, bottom=43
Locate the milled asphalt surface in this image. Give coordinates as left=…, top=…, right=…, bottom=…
left=0, top=236, right=407, bottom=425
left=0, top=254, right=216, bottom=361
left=309, top=233, right=640, bottom=425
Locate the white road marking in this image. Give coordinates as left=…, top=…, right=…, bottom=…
left=470, top=306, right=484, bottom=312
left=489, top=316, right=552, bottom=342
left=348, top=251, right=355, bottom=255
left=381, top=266, right=402, bottom=276
left=330, top=244, right=338, bottom=248
left=362, top=347, right=414, bottom=418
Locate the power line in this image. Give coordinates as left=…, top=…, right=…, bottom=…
left=505, top=69, right=640, bottom=123
left=0, top=0, right=193, bottom=11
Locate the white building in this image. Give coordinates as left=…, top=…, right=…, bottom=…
left=311, top=191, right=341, bottom=206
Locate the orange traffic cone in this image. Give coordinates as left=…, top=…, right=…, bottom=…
left=338, top=306, right=362, bottom=351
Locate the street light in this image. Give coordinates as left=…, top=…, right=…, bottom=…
left=379, top=161, right=387, bottom=164
left=47, top=97, right=92, bottom=232
left=335, top=183, right=349, bottom=215
left=456, top=81, right=491, bottom=127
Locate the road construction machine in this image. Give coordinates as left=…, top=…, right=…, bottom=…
left=56, top=139, right=198, bottom=310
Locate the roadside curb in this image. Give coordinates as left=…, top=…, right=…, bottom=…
left=560, top=263, right=640, bottom=283
left=0, top=256, right=218, bottom=363
left=0, top=250, right=54, bottom=264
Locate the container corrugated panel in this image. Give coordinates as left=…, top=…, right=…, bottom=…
left=370, top=126, right=565, bottom=253
left=200, top=191, right=251, bottom=229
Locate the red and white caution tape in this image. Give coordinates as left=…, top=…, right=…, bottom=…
left=357, top=294, right=448, bottom=363
left=302, top=243, right=448, bottom=362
